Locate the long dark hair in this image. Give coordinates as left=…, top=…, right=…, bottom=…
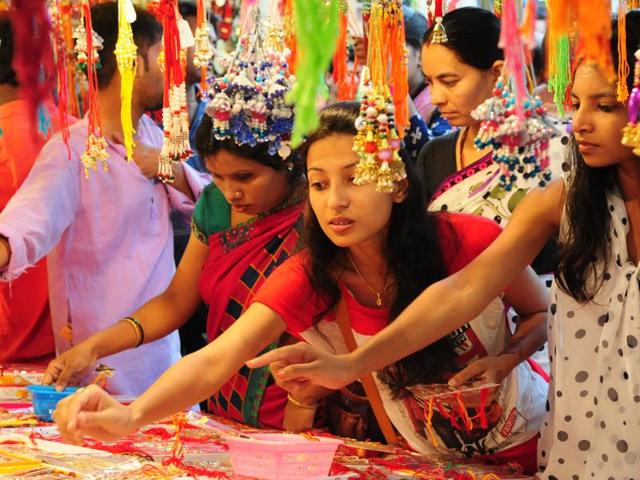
left=423, top=7, right=502, bottom=70
left=298, top=102, right=458, bottom=396
left=556, top=10, right=640, bottom=302
left=194, top=114, right=303, bottom=182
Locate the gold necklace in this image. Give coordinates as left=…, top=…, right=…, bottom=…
left=347, top=252, right=388, bottom=307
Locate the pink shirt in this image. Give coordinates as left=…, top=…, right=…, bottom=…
left=0, top=115, right=210, bottom=396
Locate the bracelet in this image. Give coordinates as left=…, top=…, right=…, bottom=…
left=287, top=393, right=318, bottom=410
left=121, top=317, right=144, bottom=348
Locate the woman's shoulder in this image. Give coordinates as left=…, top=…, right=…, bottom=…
left=193, top=182, right=231, bottom=239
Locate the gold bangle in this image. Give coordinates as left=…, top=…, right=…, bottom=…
left=287, top=393, right=318, bottom=410
left=121, top=318, right=142, bottom=347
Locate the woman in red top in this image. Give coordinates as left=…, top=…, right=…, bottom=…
left=52, top=102, right=547, bottom=473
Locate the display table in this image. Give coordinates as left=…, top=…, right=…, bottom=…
left=0, top=365, right=535, bottom=479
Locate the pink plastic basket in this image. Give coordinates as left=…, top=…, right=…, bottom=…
left=224, top=433, right=343, bottom=480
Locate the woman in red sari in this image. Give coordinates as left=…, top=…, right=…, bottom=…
left=43, top=113, right=306, bottom=429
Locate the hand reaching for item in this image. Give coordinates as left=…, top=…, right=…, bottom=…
left=43, top=343, right=98, bottom=391
left=53, top=384, right=137, bottom=444
left=248, top=343, right=358, bottom=391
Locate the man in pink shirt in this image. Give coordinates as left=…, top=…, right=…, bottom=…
left=0, top=3, right=209, bottom=396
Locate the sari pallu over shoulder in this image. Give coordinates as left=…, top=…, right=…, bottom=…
left=196, top=188, right=305, bottom=428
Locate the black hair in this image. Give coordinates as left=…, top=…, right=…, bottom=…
left=298, top=101, right=459, bottom=396
left=556, top=10, right=640, bottom=302
left=423, top=7, right=503, bottom=70
left=0, top=15, right=17, bottom=87
left=178, top=2, right=197, bottom=19
left=194, top=114, right=303, bottom=182
left=89, top=2, right=163, bottom=89
left=403, top=5, right=428, bottom=51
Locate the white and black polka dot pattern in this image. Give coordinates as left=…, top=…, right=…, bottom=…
left=538, top=185, right=640, bottom=479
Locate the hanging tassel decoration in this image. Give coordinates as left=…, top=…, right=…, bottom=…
left=115, top=0, right=138, bottom=161
left=472, top=77, right=554, bottom=191
left=575, top=0, right=614, bottom=81
left=80, top=1, right=109, bottom=177
left=281, top=0, right=297, bottom=75
left=353, top=69, right=406, bottom=192
left=287, top=0, right=340, bottom=146
left=157, top=0, right=192, bottom=183
left=494, top=0, right=503, bottom=18
left=622, top=49, right=640, bottom=154
left=499, top=0, right=527, bottom=124
left=9, top=0, right=57, bottom=140
left=333, top=4, right=348, bottom=98
left=547, top=33, right=570, bottom=117
left=51, top=0, right=71, bottom=158
left=193, top=0, right=213, bottom=93
left=617, top=0, right=629, bottom=102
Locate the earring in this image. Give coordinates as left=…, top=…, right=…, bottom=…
left=287, top=162, right=294, bottom=172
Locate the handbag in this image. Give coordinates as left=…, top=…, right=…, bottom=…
left=324, top=298, right=400, bottom=445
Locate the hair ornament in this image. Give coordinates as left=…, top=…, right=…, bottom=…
left=430, top=16, right=448, bottom=44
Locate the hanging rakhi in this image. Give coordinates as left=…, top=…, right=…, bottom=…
left=409, top=383, right=499, bottom=449
left=287, top=0, right=340, bottom=146
left=547, top=0, right=613, bottom=111
left=494, top=0, right=503, bottom=17
left=281, top=0, right=297, bottom=75
left=353, top=69, right=405, bottom=193
left=206, top=7, right=293, bottom=159
left=472, top=76, right=554, bottom=191
left=499, top=0, right=527, bottom=123
left=79, top=1, right=109, bottom=177
left=333, top=1, right=359, bottom=101
left=51, top=0, right=72, bottom=156
left=157, top=0, right=192, bottom=183
left=73, top=11, right=104, bottom=72
left=9, top=0, right=56, bottom=139
left=367, top=0, right=408, bottom=136
left=352, top=0, right=407, bottom=192
left=617, top=0, right=630, bottom=102
left=621, top=50, right=640, bottom=155
left=194, top=0, right=213, bottom=92
left=115, top=0, right=138, bottom=161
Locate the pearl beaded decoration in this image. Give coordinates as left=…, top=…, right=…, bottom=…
left=472, top=78, right=555, bottom=191
left=204, top=7, right=293, bottom=159
left=73, top=21, right=104, bottom=71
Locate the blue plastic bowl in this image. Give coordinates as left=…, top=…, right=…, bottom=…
left=27, top=385, right=79, bottom=422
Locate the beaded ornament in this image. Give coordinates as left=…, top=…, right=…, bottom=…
left=353, top=69, right=406, bottom=193
left=205, top=7, right=294, bottom=159
left=193, top=0, right=213, bottom=92
left=621, top=49, right=640, bottom=155
left=156, top=0, right=192, bottom=183
left=472, top=78, right=554, bottom=191
left=73, top=15, right=104, bottom=72
left=79, top=1, right=109, bottom=177
left=114, top=0, right=138, bottom=161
